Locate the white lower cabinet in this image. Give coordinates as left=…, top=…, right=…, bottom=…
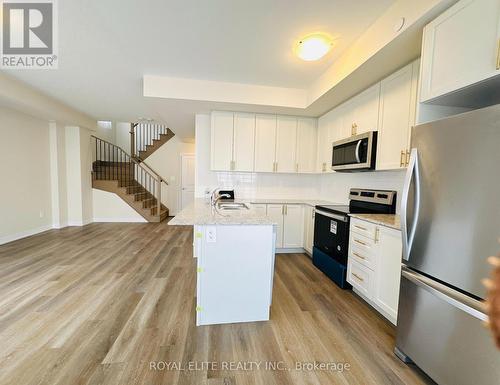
left=263, top=203, right=305, bottom=251
left=373, top=226, right=402, bottom=321
left=303, top=205, right=315, bottom=255
left=250, top=203, right=267, bottom=216
left=347, top=218, right=402, bottom=324
left=266, top=204, right=284, bottom=248
left=282, top=204, right=303, bottom=248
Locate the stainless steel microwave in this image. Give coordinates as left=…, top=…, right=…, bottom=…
left=331, top=131, right=377, bottom=171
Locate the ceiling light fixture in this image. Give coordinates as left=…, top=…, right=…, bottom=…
left=294, top=33, right=334, bottom=61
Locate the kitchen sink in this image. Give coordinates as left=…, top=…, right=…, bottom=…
left=216, top=202, right=249, bottom=210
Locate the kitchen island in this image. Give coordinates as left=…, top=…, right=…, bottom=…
left=169, top=199, right=277, bottom=326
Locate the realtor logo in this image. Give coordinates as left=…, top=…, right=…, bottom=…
left=1, top=0, right=58, bottom=68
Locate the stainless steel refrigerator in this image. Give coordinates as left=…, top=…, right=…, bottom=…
left=396, top=104, right=500, bottom=385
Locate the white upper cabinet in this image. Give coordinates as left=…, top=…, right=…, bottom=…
left=420, top=0, right=500, bottom=103
left=211, top=111, right=255, bottom=172
left=317, top=115, right=330, bottom=172
left=342, top=83, right=381, bottom=136
left=329, top=104, right=348, bottom=142
left=254, top=114, right=277, bottom=173
left=317, top=107, right=343, bottom=172
left=211, top=111, right=234, bottom=171
left=376, top=61, right=419, bottom=170
left=296, top=118, right=317, bottom=173
left=233, top=113, right=255, bottom=172
left=275, top=116, right=297, bottom=173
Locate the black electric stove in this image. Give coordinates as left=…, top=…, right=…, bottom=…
left=312, top=188, right=397, bottom=289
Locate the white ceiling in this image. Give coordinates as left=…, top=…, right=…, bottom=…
left=3, top=0, right=396, bottom=139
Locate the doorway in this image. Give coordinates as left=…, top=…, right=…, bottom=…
left=180, top=154, right=195, bottom=210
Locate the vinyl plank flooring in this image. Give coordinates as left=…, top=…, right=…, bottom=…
left=0, top=223, right=432, bottom=385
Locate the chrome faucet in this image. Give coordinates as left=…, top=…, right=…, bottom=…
left=210, top=188, right=231, bottom=207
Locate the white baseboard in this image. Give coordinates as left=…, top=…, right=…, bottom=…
left=66, top=218, right=93, bottom=226
left=93, top=217, right=147, bottom=223
left=0, top=224, right=53, bottom=245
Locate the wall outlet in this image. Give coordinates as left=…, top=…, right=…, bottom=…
left=206, top=226, right=217, bottom=243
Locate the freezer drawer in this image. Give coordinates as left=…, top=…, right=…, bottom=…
left=396, top=268, right=500, bottom=385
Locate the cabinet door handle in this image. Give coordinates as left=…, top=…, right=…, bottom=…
left=354, top=224, right=367, bottom=231
left=400, top=150, right=405, bottom=167
left=353, top=252, right=366, bottom=260
left=374, top=228, right=380, bottom=244
left=406, top=150, right=410, bottom=167
left=351, top=123, right=357, bottom=136
left=497, top=38, right=500, bottom=70
left=354, top=239, right=367, bottom=246
left=295, top=163, right=299, bottom=172
left=352, top=273, right=364, bottom=282
left=322, top=162, right=326, bottom=172
left=275, top=162, right=278, bottom=172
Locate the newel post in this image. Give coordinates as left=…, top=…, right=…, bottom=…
left=130, top=123, right=135, bottom=158
left=157, top=178, right=162, bottom=219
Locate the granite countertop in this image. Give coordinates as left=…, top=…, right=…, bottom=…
left=349, top=213, right=401, bottom=231
left=168, top=199, right=277, bottom=226
left=169, top=198, right=340, bottom=226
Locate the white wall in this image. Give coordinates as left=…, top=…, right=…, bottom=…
left=95, top=120, right=114, bottom=143
left=49, top=122, right=68, bottom=228
left=115, top=122, right=131, bottom=151
left=146, top=136, right=195, bottom=215
left=0, top=107, right=53, bottom=243
left=92, top=190, right=146, bottom=222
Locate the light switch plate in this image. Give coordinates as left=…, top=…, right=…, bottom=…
left=206, top=226, right=217, bottom=243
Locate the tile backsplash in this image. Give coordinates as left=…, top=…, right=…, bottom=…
left=197, top=171, right=320, bottom=200
left=318, top=170, right=406, bottom=212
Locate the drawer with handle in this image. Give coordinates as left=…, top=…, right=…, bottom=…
left=347, top=259, right=373, bottom=299
left=350, top=232, right=377, bottom=256
left=350, top=218, right=377, bottom=240
left=349, top=242, right=376, bottom=270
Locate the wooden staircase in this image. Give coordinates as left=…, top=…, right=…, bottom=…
left=131, top=122, right=175, bottom=161
left=91, top=134, right=171, bottom=223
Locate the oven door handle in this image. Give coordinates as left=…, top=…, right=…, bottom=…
left=315, top=209, right=348, bottom=222
left=355, top=140, right=362, bottom=163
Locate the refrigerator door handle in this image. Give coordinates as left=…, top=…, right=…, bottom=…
left=402, top=266, right=487, bottom=321
left=401, top=148, right=420, bottom=261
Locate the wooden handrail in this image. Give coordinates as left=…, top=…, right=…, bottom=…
left=90, top=135, right=168, bottom=185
